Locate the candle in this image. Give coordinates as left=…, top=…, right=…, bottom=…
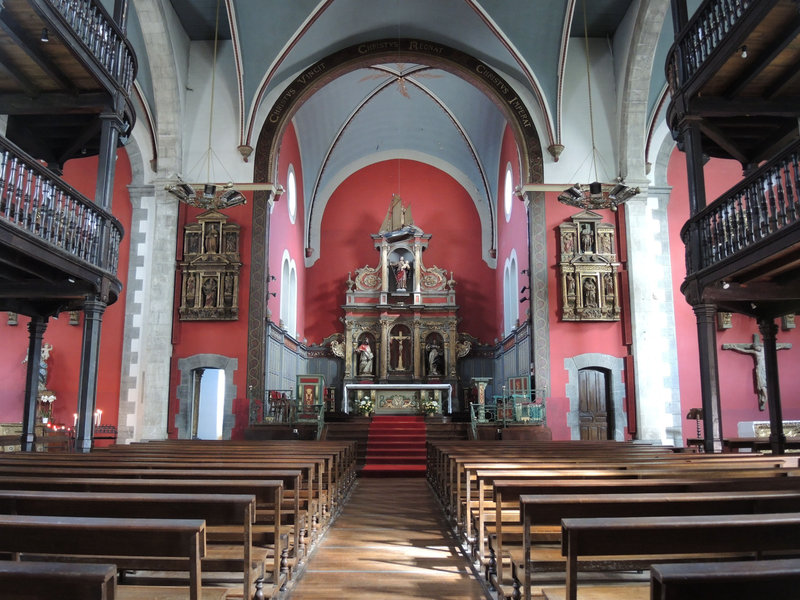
left=73, top=413, right=77, bottom=426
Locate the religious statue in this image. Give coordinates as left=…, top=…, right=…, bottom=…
left=357, top=341, right=374, bottom=376
left=391, top=329, right=411, bottom=370
left=202, top=277, right=217, bottom=307
left=427, top=345, right=441, bottom=376
left=562, top=232, right=574, bottom=254
left=583, top=278, right=597, bottom=307
left=394, top=256, right=411, bottom=290
left=185, top=274, right=196, bottom=307
left=581, top=224, right=593, bottom=253
left=205, top=225, right=219, bottom=253
left=22, top=343, right=53, bottom=392
left=722, top=334, right=792, bottom=411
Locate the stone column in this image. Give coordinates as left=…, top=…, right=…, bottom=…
left=624, top=187, right=683, bottom=445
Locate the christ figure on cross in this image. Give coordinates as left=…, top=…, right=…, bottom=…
left=391, top=329, right=411, bottom=371
left=722, top=333, right=791, bottom=411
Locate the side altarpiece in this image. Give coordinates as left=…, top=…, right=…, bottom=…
left=559, top=210, right=621, bottom=321
left=338, top=196, right=467, bottom=414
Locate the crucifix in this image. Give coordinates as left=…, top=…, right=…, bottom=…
left=391, top=329, right=411, bottom=371
left=722, top=333, right=791, bottom=411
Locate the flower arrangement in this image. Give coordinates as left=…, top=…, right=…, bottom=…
left=357, top=395, right=374, bottom=416
left=38, top=390, right=55, bottom=423
left=419, top=396, right=438, bottom=416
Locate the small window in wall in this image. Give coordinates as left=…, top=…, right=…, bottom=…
left=287, top=167, right=297, bottom=224
left=504, top=164, right=513, bottom=222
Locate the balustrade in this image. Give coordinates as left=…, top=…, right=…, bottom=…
left=46, top=0, right=136, bottom=94
left=682, top=140, right=800, bottom=275
left=0, top=137, right=122, bottom=276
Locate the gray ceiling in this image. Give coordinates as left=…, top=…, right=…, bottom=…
left=129, top=0, right=684, bottom=249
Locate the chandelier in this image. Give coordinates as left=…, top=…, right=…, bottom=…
left=557, top=0, right=638, bottom=212
left=165, top=0, right=247, bottom=211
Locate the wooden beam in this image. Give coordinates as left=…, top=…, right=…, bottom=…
left=698, top=120, right=750, bottom=164
left=0, top=92, right=111, bottom=115
left=690, top=96, right=800, bottom=118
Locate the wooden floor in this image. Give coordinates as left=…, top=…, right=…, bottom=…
left=286, top=477, right=491, bottom=599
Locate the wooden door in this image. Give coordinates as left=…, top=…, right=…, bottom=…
left=578, top=368, right=611, bottom=440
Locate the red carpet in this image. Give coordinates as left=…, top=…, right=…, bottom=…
left=360, top=415, right=427, bottom=477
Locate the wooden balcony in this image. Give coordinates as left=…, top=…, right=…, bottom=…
left=0, top=0, right=136, bottom=168
left=666, top=0, right=800, bottom=165
left=0, top=135, right=123, bottom=317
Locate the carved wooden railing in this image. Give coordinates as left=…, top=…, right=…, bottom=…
left=666, top=0, right=752, bottom=93
left=682, top=139, right=800, bottom=275
left=0, top=136, right=123, bottom=277
left=44, top=0, right=137, bottom=95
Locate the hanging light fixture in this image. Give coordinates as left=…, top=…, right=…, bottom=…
left=165, top=0, right=247, bottom=210
left=557, top=1, right=639, bottom=212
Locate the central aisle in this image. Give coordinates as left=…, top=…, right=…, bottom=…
left=286, top=477, right=491, bottom=599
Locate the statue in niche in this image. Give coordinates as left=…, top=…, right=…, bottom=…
left=225, top=232, right=237, bottom=253
left=604, top=272, right=614, bottom=296
left=563, top=232, right=575, bottom=254
left=427, top=344, right=442, bottom=376
left=391, top=329, right=411, bottom=370
left=223, top=273, right=234, bottom=307
left=601, top=233, right=613, bottom=254
left=205, top=225, right=219, bottom=253
left=202, top=277, right=217, bottom=307
left=581, top=224, right=593, bottom=253
left=583, top=278, right=597, bottom=307
left=566, top=273, right=576, bottom=296
left=393, top=256, right=411, bottom=291
left=185, top=274, right=196, bottom=307
left=357, top=341, right=374, bottom=376
left=186, top=233, right=200, bottom=254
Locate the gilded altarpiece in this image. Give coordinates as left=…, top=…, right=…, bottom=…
left=559, top=210, right=620, bottom=321
left=179, top=210, right=242, bottom=321
left=341, top=196, right=462, bottom=414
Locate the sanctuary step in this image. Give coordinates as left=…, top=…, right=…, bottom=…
left=361, top=416, right=427, bottom=477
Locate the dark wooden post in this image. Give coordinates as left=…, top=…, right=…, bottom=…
left=21, top=317, right=48, bottom=451
left=74, top=297, right=107, bottom=452
left=758, top=319, right=785, bottom=455
left=693, top=304, right=723, bottom=453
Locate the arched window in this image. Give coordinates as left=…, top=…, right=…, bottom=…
left=503, top=251, right=519, bottom=336
left=287, top=166, right=297, bottom=224
left=279, top=250, right=298, bottom=338
left=503, top=164, right=513, bottom=222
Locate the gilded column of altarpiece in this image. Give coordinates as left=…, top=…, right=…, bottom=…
left=179, top=210, right=242, bottom=321
left=559, top=210, right=620, bottom=321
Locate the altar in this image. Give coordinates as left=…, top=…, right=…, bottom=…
left=344, top=383, right=452, bottom=414
left=336, top=195, right=468, bottom=412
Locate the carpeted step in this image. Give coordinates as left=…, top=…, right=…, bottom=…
left=361, top=415, right=427, bottom=478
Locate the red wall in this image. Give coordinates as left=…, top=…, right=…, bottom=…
left=496, top=125, right=530, bottom=339
left=544, top=194, right=630, bottom=439
left=269, top=122, right=306, bottom=338
left=0, top=150, right=132, bottom=431
left=667, top=148, right=800, bottom=441
left=303, top=159, right=497, bottom=345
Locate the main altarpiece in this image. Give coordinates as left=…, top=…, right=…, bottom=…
left=336, top=196, right=468, bottom=414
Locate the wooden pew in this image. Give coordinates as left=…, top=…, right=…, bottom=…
left=540, top=512, right=800, bottom=600
left=0, top=476, right=285, bottom=595
left=0, top=490, right=262, bottom=600
left=0, top=561, right=117, bottom=600
left=650, top=557, right=800, bottom=600
left=0, top=514, right=208, bottom=600
left=492, top=475, right=800, bottom=599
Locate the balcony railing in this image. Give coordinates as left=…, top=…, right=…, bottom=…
left=682, top=139, right=800, bottom=275
left=0, top=136, right=122, bottom=277
left=45, top=0, right=137, bottom=94
left=666, top=0, right=752, bottom=93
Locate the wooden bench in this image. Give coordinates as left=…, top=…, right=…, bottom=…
left=0, top=476, right=285, bottom=596
left=493, top=476, right=800, bottom=599
left=0, top=490, right=263, bottom=600
left=543, top=512, right=800, bottom=600
left=0, top=560, right=117, bottom=600
left=0, top=514, right=207, bottom=600
left=650, top=557, right=800, bottom=600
